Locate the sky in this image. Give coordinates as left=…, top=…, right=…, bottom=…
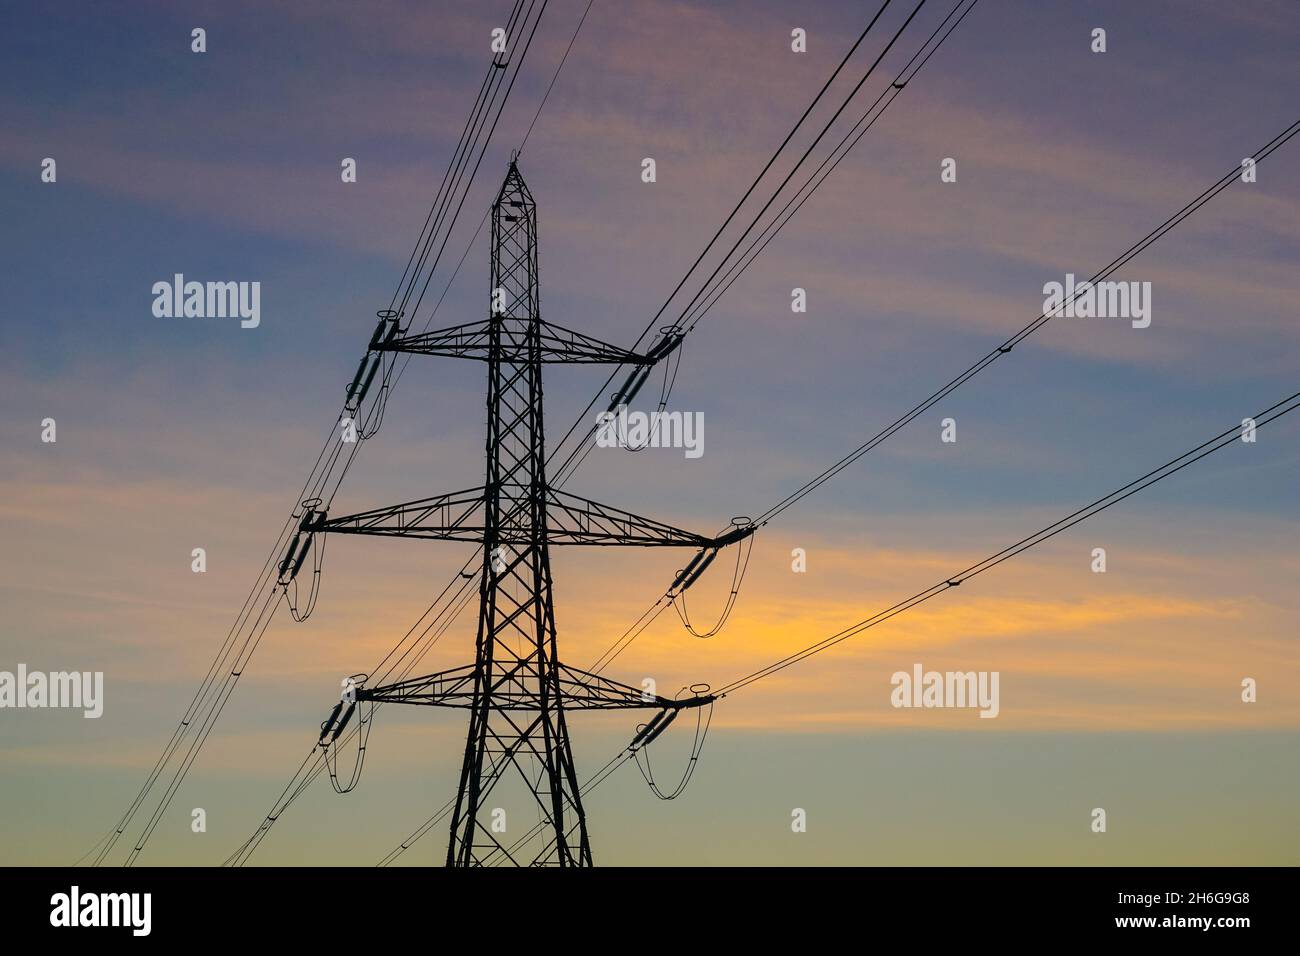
left=1, top=0, right=1298, bottom=866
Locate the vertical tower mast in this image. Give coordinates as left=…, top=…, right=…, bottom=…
left=451, top=164, right=589, bottom=865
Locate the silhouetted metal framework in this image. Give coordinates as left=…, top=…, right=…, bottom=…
left=314, top=162, right=745, bottom=866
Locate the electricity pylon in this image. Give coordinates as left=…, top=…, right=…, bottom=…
left=309, top=161, right=751, bottom=866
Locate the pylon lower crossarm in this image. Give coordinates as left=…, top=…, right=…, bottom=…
left=356, top=661, right=713, bottom=712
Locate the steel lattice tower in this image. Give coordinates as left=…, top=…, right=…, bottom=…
left=454, top=165, right=587, bottom=865
left=310, top=162, right=750, bottom=866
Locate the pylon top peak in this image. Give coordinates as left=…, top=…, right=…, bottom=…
left=496, top=160, right=533, bottom=207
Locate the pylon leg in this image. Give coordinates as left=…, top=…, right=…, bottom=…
left=445, top=553, right=591, bottom=867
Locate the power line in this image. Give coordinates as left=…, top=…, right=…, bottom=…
left=555, top=0, right=979, bottom=491
left=225, top=578, right=481, bottom=866
left=519, top=0, right=595, bottom=152
left=678, top=0, right=980, bottom=335
left=398, top=0, right=550, bottom=326
left=716, top=391, right=1300, bottom=696
left=754, top=118, right=1300, bottom=526
left=547, top=0, right=914, bottom=482
left=389, top=0, right=533, bottom=317
left=581, top=115, right=1300, bottom=677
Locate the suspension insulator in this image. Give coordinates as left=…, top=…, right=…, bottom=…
left=279, top=504, right=327, bottom=585
left=331, top=701, right=358, bottom=742
left=346, top=354, right=381, bottom=409
left=278, top=533, right=304, bottom=582
left=609, top=363, right=653, bottom=409
left=671, top=548, right=710, bottom=591
left=673, top=549, right=719, bottom=593
left=631, top=709, right=670, bottom=748
left=640, top=708, right=680, bottom=747
left=318, top=702, right=344, bottom=745
left=358, top=355, right=381, bottom=401
left=345, top=355, right=370, bottom=407
left=287, top=536, right=313, bottom=581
